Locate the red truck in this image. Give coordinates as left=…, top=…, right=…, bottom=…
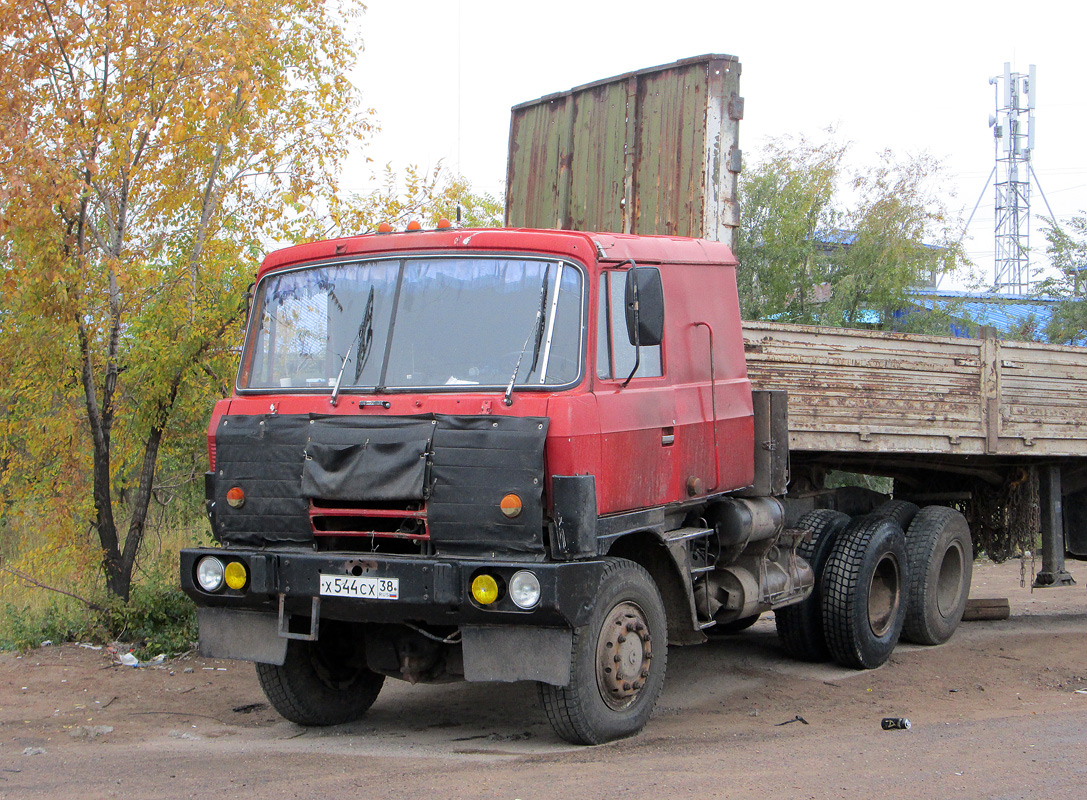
left=182, top=55, right=1087, bottom=745
left=180, top=224, right=968, bottom=744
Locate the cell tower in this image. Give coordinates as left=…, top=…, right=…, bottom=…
left=988, top=63, right=1036, bottom=294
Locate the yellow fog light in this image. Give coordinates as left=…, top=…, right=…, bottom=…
left=499, top=493, right=523, bottom=518
left=224, top=561, right=248, bottom=591
left=226, top=486, right=245, bottom=508
left=471, top=574, right=500, bottom=605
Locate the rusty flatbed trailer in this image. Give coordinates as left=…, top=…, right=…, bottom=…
left=743, top=321, right=1087, bottom=459
left=743, top=320, right=1087, bottom=572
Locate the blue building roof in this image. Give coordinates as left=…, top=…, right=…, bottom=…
left=902, top=289, right=1075, bottom=343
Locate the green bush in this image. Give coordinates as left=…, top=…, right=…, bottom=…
left=0, top=599, right=103, bottom=650
left=106, top=566, right=198, bottom=658
left=0, top=526, right=200, bottom=659
left=0, top=583, right=197, bottom=659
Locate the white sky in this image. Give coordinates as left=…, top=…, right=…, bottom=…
left=352, top=0, right=1087, bottom=290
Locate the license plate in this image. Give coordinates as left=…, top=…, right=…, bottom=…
left=319, top=574, right=400, bottom=600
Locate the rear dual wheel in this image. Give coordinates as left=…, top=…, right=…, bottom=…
left=874, top=499, right=920, bottom=531
left=902, top=506, right=973, bottom=645
left=775, top=509, right=851, bottom=661
left=822, top=515, right=908, bottom=669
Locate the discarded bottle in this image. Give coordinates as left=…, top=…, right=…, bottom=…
left=881, top=717, right=911, bottom=730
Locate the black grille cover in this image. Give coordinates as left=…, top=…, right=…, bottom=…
left=211, top=413, right=548, bottom=555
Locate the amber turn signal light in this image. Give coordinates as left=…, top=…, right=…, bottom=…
left=226, top=486, right=245, bottom=508
left=499, top=493, right=523, bottom=518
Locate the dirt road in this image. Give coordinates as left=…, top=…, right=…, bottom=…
left=3, top=559, right=1086, bottom=799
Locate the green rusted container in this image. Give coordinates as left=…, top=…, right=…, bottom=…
left=505, top=54, right=743, bottom=246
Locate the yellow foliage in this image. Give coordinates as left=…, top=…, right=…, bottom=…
left=0, top=0, right=371, bottom=601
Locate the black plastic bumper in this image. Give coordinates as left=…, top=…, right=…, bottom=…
left=180, top=548, right=605, bottom=628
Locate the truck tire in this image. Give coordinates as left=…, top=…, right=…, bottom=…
left=538, top=558, right=667, bottom=745
left=775, top=509, right=851, bottom=661
left=256, top=627, right=384, bottom=726
left=902, top=506, right=973, bottom=645
left=875, top=499, right=920, bottom=530
left=821, top=515, right=908, bottom=669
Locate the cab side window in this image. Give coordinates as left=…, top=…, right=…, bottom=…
left=596, top=271, right=663, bottom=380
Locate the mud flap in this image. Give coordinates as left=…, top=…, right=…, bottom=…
left=461, top=626, right=572, bottom=686
left=197, top=608, right=288, bottom=665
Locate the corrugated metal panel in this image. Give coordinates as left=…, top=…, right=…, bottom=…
left=506, top=97, right=570, bottom=231
left=742, top=321, right=1087, bottom=457
left=568, top=80, right=629, bottom=233
left=506, top=54, right=742, bottom=246
left=633, top=64, right=706, bottom=236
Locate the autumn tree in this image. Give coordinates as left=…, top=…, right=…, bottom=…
left=313, top=164, right=503, bottom=239
left=1038, top=214, right=1087, bottom=344
left=0, top=0, right=369, bottom=601
left=735, top=135, right=966, bottom=327
left=733, top=136, right=844, bottom=321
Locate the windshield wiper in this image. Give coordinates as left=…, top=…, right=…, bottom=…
left=504, top=265, right=550, bottom=406
left=331, top=286, right=375, bottom=407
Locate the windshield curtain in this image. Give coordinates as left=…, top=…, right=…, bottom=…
left=241, top=257, right=583, bottom=392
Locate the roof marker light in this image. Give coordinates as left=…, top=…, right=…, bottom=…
left=376, top=222, right=393, bottom=233
left=406, top=220, right=422, bottom=231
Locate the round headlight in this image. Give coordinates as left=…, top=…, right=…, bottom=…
left=196, top=556, right=225, bottom=592
left=509, top=570, right=541, bottom=609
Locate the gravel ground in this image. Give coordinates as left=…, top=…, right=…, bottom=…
left=2, top=558, right=1086, bottom=799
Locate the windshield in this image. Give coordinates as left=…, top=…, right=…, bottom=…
left=240, top=256, right=584, bottom=391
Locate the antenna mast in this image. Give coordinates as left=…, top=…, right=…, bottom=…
left=989, top=63, right=1036, bottom=294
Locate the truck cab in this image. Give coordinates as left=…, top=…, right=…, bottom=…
left=180, top=227, right=836, bottom=743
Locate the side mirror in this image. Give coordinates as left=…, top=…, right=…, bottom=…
left=625, top=267, right=664, bottom=347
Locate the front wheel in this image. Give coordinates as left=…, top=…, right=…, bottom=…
left=256, top=624, right=385, bottom=726
left=538, top=558, right=668, bottom=745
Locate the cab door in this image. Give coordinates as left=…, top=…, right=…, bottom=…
left=593, top=268, right=679, bottom=513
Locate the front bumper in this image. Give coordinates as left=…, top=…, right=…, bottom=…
left=180, top=548, right=605, bottom=628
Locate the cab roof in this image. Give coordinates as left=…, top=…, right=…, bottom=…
left=257, top=228, right=737, bottom=279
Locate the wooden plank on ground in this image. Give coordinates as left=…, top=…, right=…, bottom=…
left=962, top=597, right=1011, bottom=621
